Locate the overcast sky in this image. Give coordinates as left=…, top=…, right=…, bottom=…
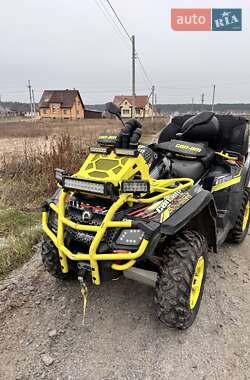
left=0, top=0, right=249, bottom=104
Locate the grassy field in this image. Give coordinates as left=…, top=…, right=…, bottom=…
left=0, top=117, right=166, bottom=276
left=0, top=208, right=41, bottom=277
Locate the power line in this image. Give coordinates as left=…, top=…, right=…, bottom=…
left=93, top=0, right=130, bottom=48
left=156, top=84, right=213, bottom=91
left=105, top=0, right=131, bottom=41
left=0, top=86, right=152, bottom=95
left=104, top=0, right=153, bottom=88
left=137, top=55, right=152, bottom=87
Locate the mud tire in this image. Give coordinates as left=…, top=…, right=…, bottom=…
left=227, top=189, right=250, bottom=244
left=41, top=236, right=76, bottom=280
left=154, top=230, right=208, bottom=329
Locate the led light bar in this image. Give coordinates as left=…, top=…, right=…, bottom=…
left=121, top=180, right=150, bottom=194
left=62, top=176, right=106, bottom=195
left=97, top=134, right=117, bottom=146
left=115, top=148, right=138, bottom=157
left=89, top=146, right=111, bottom=154
left=55, top=168, right=67, bottom=184
left=116, top=229, right=144, bottom=246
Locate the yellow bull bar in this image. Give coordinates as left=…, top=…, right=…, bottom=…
left=42, top=178, right=193, bottom=285
left=42, top=192, right=150, bottom=285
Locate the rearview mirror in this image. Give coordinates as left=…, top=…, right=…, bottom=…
left=105, top=102, right=121, bottom=117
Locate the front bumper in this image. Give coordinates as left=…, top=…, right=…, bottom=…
left=42, top=176, right=194, bottom=285
left=42, top=191, right=149, bottom=285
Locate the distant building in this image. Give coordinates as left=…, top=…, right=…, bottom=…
left=39, top=90, right=84, bottom=120
left=113, top=95, right=153, bottom=118
left=84, top=109, right=102, bottom=119
left=0, top=104, right=16, bottom=118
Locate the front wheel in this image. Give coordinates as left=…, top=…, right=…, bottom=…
left=41, top=236, right=76, bottom=280
left=154, top=230, right=208, bottom=329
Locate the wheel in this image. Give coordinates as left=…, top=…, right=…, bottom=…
left=41, top=236, right=76, bottom=280
left=154, top=230, right=208, bottom=329
left=227, top=189, right=250, bottom=244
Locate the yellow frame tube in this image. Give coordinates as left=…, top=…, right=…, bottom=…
left=215, top=150, right=238, bottom=161
left=42, top=212, right=57, bottom=247
left=43, top=176, right=193, bottom=285
left=57, top=191, right=69, bottom=273
left=112, top=260, right=136, bottom=271
left=129, top=178, right=194, bottom=204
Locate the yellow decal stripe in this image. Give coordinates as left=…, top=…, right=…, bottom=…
left=160, top=209, right=170, bottom=223
left=212, top=176, right=241, bottom=192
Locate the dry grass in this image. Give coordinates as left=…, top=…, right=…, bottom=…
left=0, top=208, right=41, bottom=277
left=0, top=119, right=119, bottom=206
left=0, top=117, right=166, bottom=140
left=0, top=119, right=122, bottom=139
left=0, top=135, right=91, bottom=207
left=0, top=118, right=166, bottom=207
left=0, top=119, right=167, bottom=203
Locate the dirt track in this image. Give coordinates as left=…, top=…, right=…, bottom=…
left=0, top=236, right=249, bottom=380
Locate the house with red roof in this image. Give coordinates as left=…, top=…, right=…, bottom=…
left=113, top=95, right=153, bottom=118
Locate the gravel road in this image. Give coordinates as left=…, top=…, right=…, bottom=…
left=0, top=236, right=249, bottom=380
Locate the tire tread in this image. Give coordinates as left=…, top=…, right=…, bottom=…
left=154, top=229, right=208, bottom=329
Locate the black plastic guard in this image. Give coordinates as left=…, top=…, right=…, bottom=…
left=161, top=190, right=215, bottom=236
left=241, top=154, right=250, bottom=189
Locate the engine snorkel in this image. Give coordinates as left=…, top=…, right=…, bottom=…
left=104, top=102, right=143, bottom=150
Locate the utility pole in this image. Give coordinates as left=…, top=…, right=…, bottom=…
left=32, top=88, right=36, bottom=117
left=201, top=93, right=205, bottom=111
left=27, top=80, right=33, bottom=118
left=131, top=35, right=136, bottom=118
left=191, top=97, right=194, bottom=113
left=155, top=92, right=157, bottom=116
left=151, top=85, right=155, bottom=121
left=211, top=85, right=216, bottom=112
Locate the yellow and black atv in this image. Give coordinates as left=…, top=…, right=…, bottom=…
left=41, top=102, right=250, bottom=329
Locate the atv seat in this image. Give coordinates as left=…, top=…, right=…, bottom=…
left=158, top=113, right=249, bottom=157
left=154, top=140, right=215, bottom=182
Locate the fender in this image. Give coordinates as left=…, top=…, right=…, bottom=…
left=226, top=154, right=250, bottom=226
left=241, top=154, right=250, bottom=189
left=161, top=189, right=217, bottom=251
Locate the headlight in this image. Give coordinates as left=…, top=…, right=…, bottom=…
left=116, top=229, right=144, bottom=246
left=97, top=134, right=117, bottom=146
left=55, top=168, right=67, bottom=184
left=62, top=176, right=109, bottom=195
left=115, top=148, right=138, bottom=156
left=121, top=180, right=150, bottom=194
left=89, top=146, right=111, bottom=154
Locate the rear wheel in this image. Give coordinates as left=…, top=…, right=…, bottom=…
left=41, top=236, right=76, bottom=280
left=227, top=189, right=250, bottom=243
left=154, top=230, right=208, bottom=329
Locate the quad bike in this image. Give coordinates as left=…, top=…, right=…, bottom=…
left=41, top=102, right=250, bottom=329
